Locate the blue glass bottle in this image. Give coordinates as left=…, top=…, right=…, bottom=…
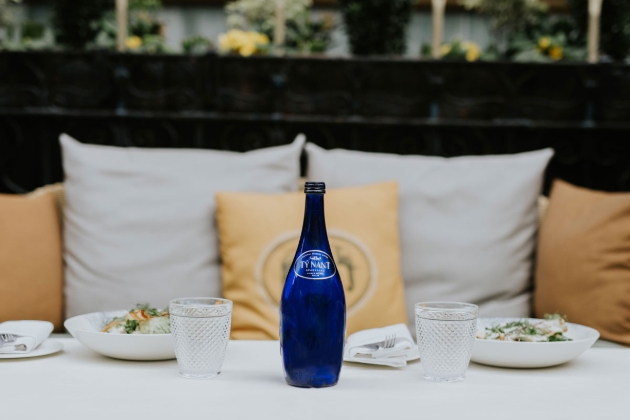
left=280, top=182, right=346, bottom=388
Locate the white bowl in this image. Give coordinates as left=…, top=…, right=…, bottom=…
left=65, top=310, right=175, bottom=361
left=471, top=317, right=600, bottom=368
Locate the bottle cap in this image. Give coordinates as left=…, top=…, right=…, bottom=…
left=304, top=182, right=326, bottom=194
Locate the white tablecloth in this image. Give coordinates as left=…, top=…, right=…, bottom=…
left=1, top=339, right=628, bottom=419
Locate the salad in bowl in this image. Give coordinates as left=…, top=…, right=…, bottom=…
left=476, top=314, right=571, bottom=343
left=65, top=304, right=175, bottom=361
left=472, top=315, right=599, bottom=368
left=101, top=305, right=171, bottom=335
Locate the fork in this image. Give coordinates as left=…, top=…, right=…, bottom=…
left=381, top=334, right=397, bottom=349
left=0, top=334, right=16, bottom=346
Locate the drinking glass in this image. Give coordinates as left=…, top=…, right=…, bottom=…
left=415, top=302, right=478, bottom=383
left=170, top=298, right=233, bottom=379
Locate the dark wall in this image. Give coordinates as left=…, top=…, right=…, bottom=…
left=2, top=52, right=630, bottom=194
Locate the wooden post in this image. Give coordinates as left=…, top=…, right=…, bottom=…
left=116, top=0, right=129, bottom=52
left=274, top=0, right=286, bottom=56
left=432, top=0, right=447, bottom=59
left=587, top=0, right=603, bottom=63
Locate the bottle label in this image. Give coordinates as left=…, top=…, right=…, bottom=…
left=293, top=250, right=337, bottom=280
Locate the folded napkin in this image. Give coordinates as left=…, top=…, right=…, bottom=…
left=344, top=323, right=420, bottom=367
left=0, top=321, right=54, bottom=354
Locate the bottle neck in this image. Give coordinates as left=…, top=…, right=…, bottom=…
left=297, top=193, right=330, bottom=253
left=305, top=193, right=324, bottom=213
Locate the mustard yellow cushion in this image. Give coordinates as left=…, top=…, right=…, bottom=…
left=535, top=180, right=630, bottom=346
left=216, top=182, right=407, bottom=340
left=0, top=187, right=64, bottom=331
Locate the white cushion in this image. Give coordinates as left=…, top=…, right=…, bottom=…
left=306, top=144, right=553, bottom=324
left=61, top=134, right=304, bottom=318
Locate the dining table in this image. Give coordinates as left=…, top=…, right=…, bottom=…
left=1, top=337, right=628, bottom=420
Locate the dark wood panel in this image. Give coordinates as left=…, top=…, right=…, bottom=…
left=1, top=51, right=629, bottom=195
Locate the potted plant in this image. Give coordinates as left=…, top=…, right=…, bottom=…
left=507, top=17, right=586, bottom=62
left=223, top=0, right=334, bottom=54
left=461, top=0, right=548, bottom=54
left=91, top=0, right=169, bottom=53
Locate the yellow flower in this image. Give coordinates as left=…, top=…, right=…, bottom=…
left=538, top=36, right=551, bottom=50
left=219, top=34, right=233, bottom=52
left=549, top=46, right=563, bottom=60
left=239, top=41, right=257, bottom=57
left=219, top=29, right=240, bottom=52
left=125, top=36, right=142, bottom=50
left=462, top=41, right=481, bottom=62
left=218, top=34, right=229, bottom=51
left=232, top=30, right=249, bottom=45
left=250, top=32, right=269, bottom=45
left=465, top=48, right=480, bottom=62
left=219, top=29, right=268, bottom=56
left=439, top=44, right=451, bottom=57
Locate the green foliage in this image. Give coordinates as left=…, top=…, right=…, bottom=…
left=22, top=20, right=45, bottom=40
left=1, top=20, right=54, bottom=51
left=508, top=16, right=586, bottom=62
left=19, top=20, right=52, bottom=50
left=508, top=26, right=586, bottom=62
left=462, top=0, right=587, bottom=63
left=130, top=10, right=163, bottom=38
left=420, top=38, right=485, bottom=61
left=224, top=0, right=333, bottom=53
left=182, top=35, right=214, bottom=54
left=569, top=0, right=630, bottom=61
left=0, top=0, right=20, bottom=28
left=226, top=0, right=312, bottom=34
left=130, top=0, right=161, bottom=10
left=133, top=34, right=169, bottom=53
left=338, top=0, right=413, bottom=55
left=461, top=0, right=548, bottom=37
left=0, top=0, right=21, bottom=49
left=52, top=0, right=112, bottom=49
left=90, top=0, right=168, bottom=53
left=288, top=10, right=334, bottom=53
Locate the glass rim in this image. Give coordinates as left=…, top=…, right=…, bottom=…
left=169, top=297, right=233, bottom=309
left=415, top=301, right=478, bottom=313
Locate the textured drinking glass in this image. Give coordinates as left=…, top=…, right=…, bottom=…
left=415, top=302, right=478, bottom=383
left=170, top=298, right=232, bottom=379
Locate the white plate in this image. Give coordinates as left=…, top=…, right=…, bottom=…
left=0, top=340, right=63, bottom=359
left=65, top=311, right=175, bottom=361
left=472, top=317, right=600, bottom=368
